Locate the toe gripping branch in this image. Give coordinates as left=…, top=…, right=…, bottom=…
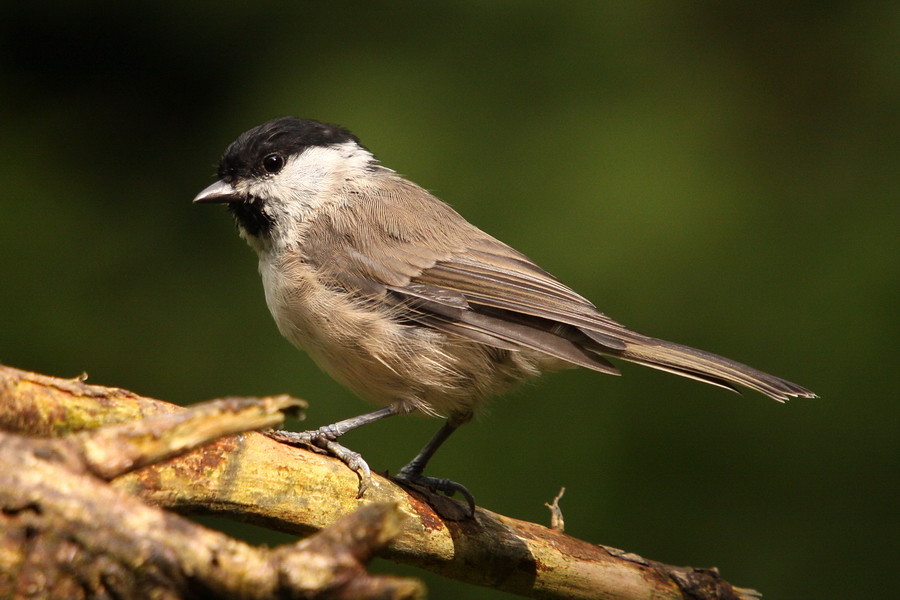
left=267, top=406, right=397, bottom=497
left=394, top=468, right=477, bottom=518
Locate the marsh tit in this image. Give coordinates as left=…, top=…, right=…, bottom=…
left=194, top=117, right=815, bottom=515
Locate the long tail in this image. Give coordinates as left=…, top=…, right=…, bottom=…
left=608, top=337, right=816, bottom=402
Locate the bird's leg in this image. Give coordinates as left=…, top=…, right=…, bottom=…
left=267, top=406, right=398, bottom=497
left=394, top=415, right=477, bottom=517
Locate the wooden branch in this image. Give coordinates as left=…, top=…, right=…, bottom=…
left=0, top=387, right=422, bottom=599
left=0, top=364, right=760, bottom=600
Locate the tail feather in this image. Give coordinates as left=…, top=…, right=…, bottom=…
left=609, top=337, right=816, bottom=402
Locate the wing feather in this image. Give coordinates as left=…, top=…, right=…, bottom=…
left=297, top=173, right=815, bottom=400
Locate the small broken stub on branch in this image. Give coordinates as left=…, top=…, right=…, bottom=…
left=545, top=487, right=566, bottom=532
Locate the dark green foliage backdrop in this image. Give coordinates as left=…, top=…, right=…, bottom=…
left=1, top=3, right=896, bottom=598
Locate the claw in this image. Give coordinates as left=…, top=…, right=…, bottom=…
left=324, top=439, right=372, bottom=498
left=394, top=470, right=477, bottom=518
left=266, top=428, right=374, bottom=498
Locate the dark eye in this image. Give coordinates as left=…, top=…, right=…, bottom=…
left=262, top=153, right=284, bottom=174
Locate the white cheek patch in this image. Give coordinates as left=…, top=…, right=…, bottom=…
left=249, top=143, right=372, bottom=202
left=242, top=142, right=375, bottom=250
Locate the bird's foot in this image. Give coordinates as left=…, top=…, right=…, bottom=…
left=266, top=407, right=397, bottom=498
left=393, top=465, right=476, bottom=520
left=267, top=428, right=372, bottom=498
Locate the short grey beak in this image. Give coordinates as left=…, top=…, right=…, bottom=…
left=193, top=179, right=241, bottom=204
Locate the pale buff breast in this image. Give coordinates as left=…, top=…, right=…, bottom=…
left=257, top=251, right=548, bottom=418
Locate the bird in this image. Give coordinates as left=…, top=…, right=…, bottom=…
left=194, top=116, right=815, bottom=515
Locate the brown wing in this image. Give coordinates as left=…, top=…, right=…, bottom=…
left=302, top=178, right=628, bottom=374
left=301, top=175, right=815, bottom=401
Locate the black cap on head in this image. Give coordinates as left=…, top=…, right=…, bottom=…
left=218, top=117, right=361, bottom=182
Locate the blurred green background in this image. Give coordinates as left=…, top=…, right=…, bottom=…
left=1, top=2, right=896, bottom=598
